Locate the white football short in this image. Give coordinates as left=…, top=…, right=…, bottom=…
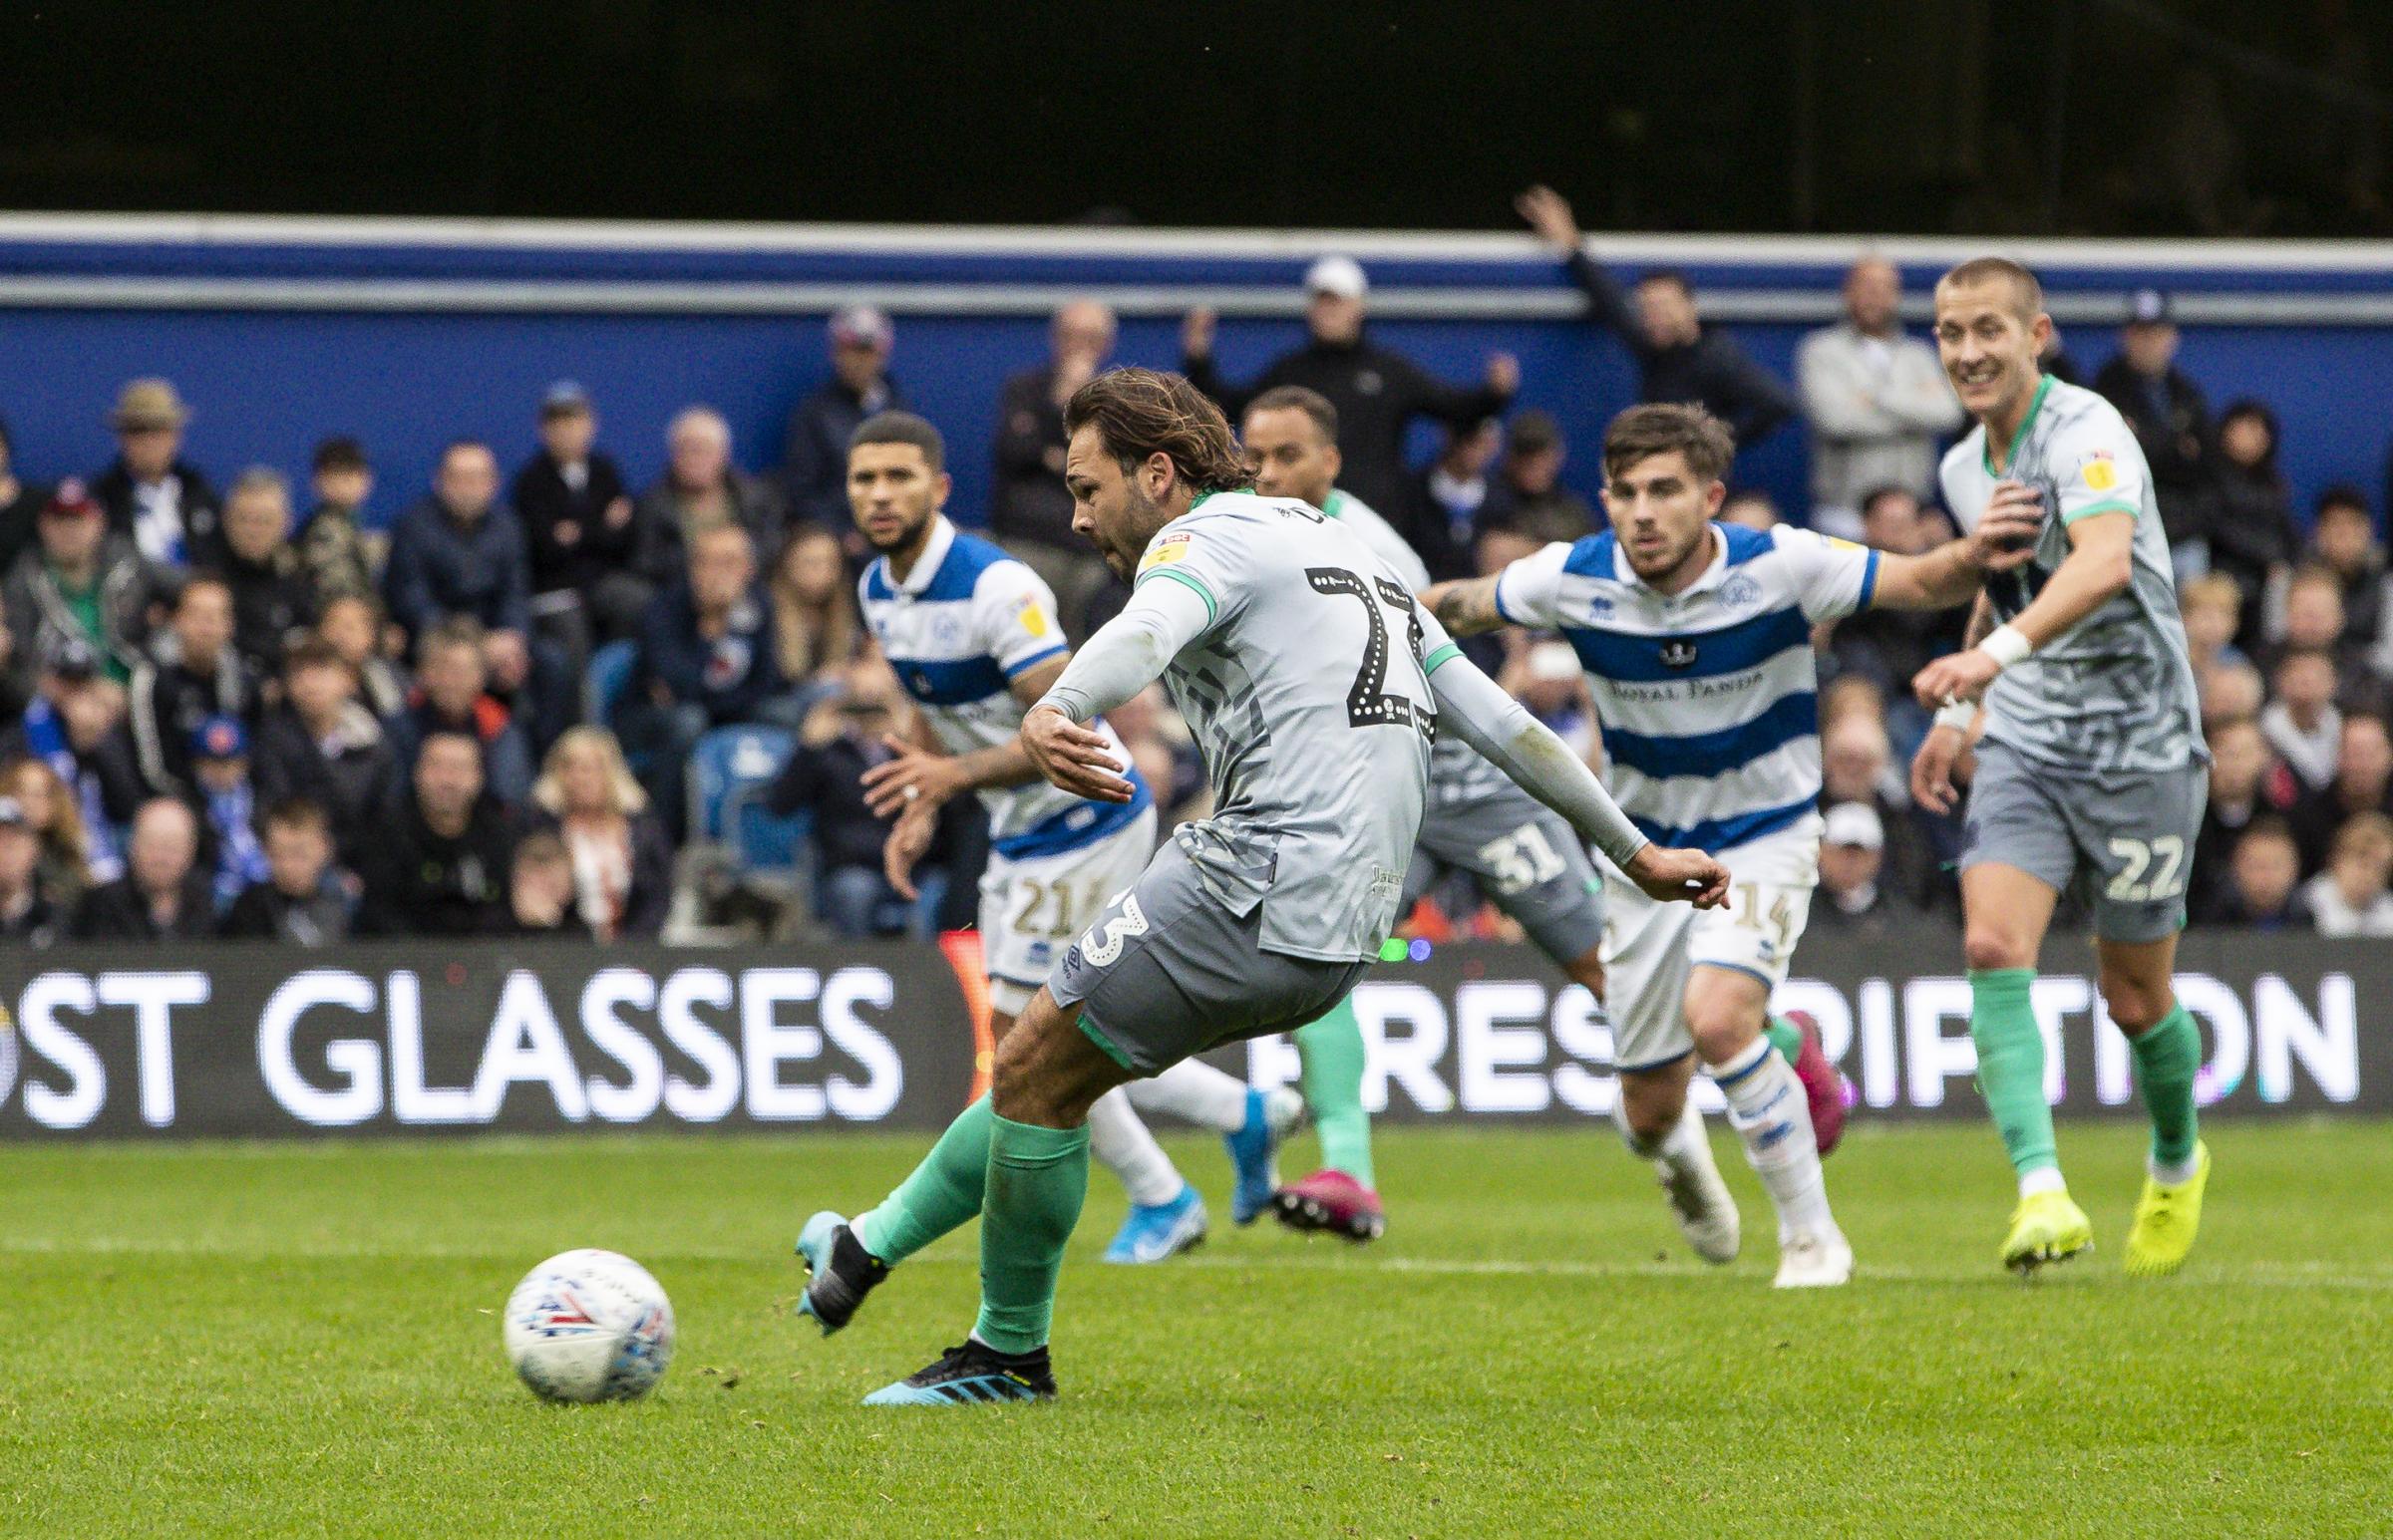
left=978, top=806, right=1159, bottom=1017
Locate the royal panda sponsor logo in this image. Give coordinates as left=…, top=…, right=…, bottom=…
left=1658, top=639, right=1699, bottom=670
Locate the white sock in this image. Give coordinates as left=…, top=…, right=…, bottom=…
left=2148, top=1151, right=2200, bottom=1187
left=1086, top=1087, right=1185, bottom=1208
left=1125, top=1060, right=1253, bottom=1133
left=1707, top=1037, right=1835, bottom=1238
left=2020, top=1166, right=2069, bottom=1198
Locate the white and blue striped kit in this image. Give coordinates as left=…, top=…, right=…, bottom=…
left=861, top=516, right=1151, bottom=859
left=1495, top=521, right=1878, bottom=852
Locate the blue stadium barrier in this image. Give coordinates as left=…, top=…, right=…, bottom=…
left=582, top=639, right=639, bottom=732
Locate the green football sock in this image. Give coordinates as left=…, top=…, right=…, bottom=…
left=1968, top=968, right=2058, bottom=1179
left=1763, top=1015, right=1804, bottom=1066
left=972, top=1114, right=1090, bottom=1356
left=2129, top=1003, right=2202, bottom=1168
left=1296, top=999, right=1375, bottom=1189
left=854, top=1095, right=994, bottom=1264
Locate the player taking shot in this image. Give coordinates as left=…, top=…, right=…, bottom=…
left=1911, top=258, right=2213, bottom=1277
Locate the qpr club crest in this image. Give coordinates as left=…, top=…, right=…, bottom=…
left=1658, top=639, right=1699, bottom=670
left=1717, top=573, right=1763, bottom=610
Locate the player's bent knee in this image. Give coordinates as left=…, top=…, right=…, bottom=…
left=2098, top=972, right=2171, bottom=1036
left=1963, top=926, right=2033, bottom=974
left=990, top=990, right=1131, bottom=1127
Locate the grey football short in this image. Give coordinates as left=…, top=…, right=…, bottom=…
left=1404, top=784, right=1606, bottom=962
left=1959, top=738, right=2208, bottom=943
left=1049, top=839, right=1371, bottom=1077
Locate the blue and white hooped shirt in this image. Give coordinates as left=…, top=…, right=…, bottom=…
left=861, top=516, right=1151, bottom=859
left=1494, top=521, right=1878, bottom=853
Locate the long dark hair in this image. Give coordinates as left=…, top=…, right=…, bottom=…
left=1064, top=368, right=1248, bottom=495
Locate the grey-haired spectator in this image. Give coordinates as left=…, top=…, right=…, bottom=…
left=1798, top=255, right=1963, bottom=539
left=510, top=380, right=647, bottom=673
left=386, top=618, right=534, bottom=807
left=632, top=407, right=788, bottom=586
left=2289, top=713, right=2393, bottom=875
left=128, top=572, right=253, bottom=800
left=2302, top=811, right=2393, bottom=938
left=251, top=637, right=396, bottom=863
left=0, top=413, right=47, bottom=577
left=69, top=795, right=212, bottom=941
left=3, top=478, right=163, bottom=684
left=315, top=592, right=409, bottom=722
left=218, top=467, right=319, bottom=679
left=300, top=437, right=379, bottom=603
left=356, top=730, right=515, bottom=938
left=992, top=300, right=1120, bottom=640
left=2094, top=289, right=2217, bottom=573
left=218, top=796, right=350, bottom=944
left=2261, top=647, right=2342, bottom=790
left=1183, top=254, right=1517, bottom=518
left=2208, top=401, right=2297, bottom=642
left=783, top=305, right=904, bottom=528
left=1519, top=184, right=1795, bottom=450
left=187, top=713, right=268, bottom=911
left=0, top=794, right=59, bottom=944
left=88, top=379, right=221, bottom=567
left=1478, top=411, right=1597, bottom=550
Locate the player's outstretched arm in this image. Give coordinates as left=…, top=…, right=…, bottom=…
left=1426, top=649, right=1727, bottom=908
left=1868, top=482, right=2043, bottom=611
left=1024, top=575, right=1213, bottom=802
left=1911, top=510, right=2136, bottom=712
left=1420, top=576, right=1508, bottom=637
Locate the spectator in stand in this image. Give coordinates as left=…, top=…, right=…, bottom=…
left=633, top=407, right=788, bottom=587
left=2262, top=647, right=2342, bottom=789
left=4, top=757, right=98, bottom=903
left=217, top=468, right=317, bottom=680
left=219, top=796, right=350, bottom=944
left=384, top=440, right=567, bottom=751
left=3, top=478, right=163, bottom=684
left=1718, top=488, right=1781, bottom=531
left=2301, top=811, right=2393, bottom=938
left=2178, top=572, right=2249, bottom=677
left=299, top=437, right=379, bottom=604
left=784, top=306, right=904, bottom=529
left=186, top=715, right=268, bottom=912
left=767, top=524, right=864, bottom=688
left=2274, top=564, right=2368, bottom=685
left=624, top=521, right=791, bottom=833
left=1829, top=486, right=1969, bottom=715
left=2094, top=289, right=2217, bottom=575
left=765, top=659, right=939, bottom=938
left=0, top=589, right=30, bottom=726
left=1182, top=255, right=1518, bottom=516
left=0, top=794, right=59, bottom=944
left=1518, top=184, right=1797, bottom=449
left=1510, top=640, right=1596, bottom=761
left=388, top=618, right=535, bottom=807
left=2289, top=713, right=2393, bottom=874
left=2207, top=401, right=2297, bottom=642
left=1797, top=255, right=1964, bottom=539
left=1477, top=411, right=1597, bottom=552
left=993, top=300, right=1120, bottom=639
left=2191, top=715, right=2299, bottom=920
left=69, top=795, right=211, bottom=941
left=2200, top=816, right=2309, bottom=929
left=251, top=637, right=396, bottom=863
left=0, top=415, right=46, bottom=576
left=2289, top=488, right=2393, bottom=676
left=528, top=727, right=671, bottom=942
left=316, top=593, right=409, bottom=722
left=1395, top=419, right=1503, bottom=582
left=88, top=379, right=220, bottom=567
left=510, top=380, right=645, bottom=673
left=495, top=829, right=590, bottom=939
left=2201, top=656, right=2266, bottom=733
left=1812, top=802, right=1897, bottom=933
left=128, top=573, right=253, bottom=800
left=1819, top=708, right=1938, bottom=908
left=357, top=730, right=514, bottom=937
left=1, top=644, right=143, bottom=885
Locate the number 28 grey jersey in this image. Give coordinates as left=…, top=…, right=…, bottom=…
left=1939, top=378, right=2206, bottom=775
left=1133, top=490, right=1448, bottom=962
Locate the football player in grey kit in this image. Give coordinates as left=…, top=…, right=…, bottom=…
left=798, top=368, right=1726, bottom=1406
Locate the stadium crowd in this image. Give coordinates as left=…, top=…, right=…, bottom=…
left=1, top=206, right=2389, bottom=948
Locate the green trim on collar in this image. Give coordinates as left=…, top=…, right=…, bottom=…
left=1981, top=376, right=2054, bottom=476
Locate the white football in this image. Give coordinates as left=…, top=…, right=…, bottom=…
left=503, top=1249, right=676, bottom=1403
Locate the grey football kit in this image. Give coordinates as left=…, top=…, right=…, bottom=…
left=1939, top=378, right=2209, bottom=940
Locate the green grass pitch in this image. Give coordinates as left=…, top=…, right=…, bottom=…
left=3, top=1117, right=2388, bottom=1537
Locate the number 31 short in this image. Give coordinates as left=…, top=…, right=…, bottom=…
left=1959, top=739, right=2208, bottom=943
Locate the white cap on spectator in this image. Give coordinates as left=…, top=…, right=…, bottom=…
left=1823, top=801, right=1884, bottom=851
left=1304, top=255, right=1369, bottom=300
left=830, top=304, right=894, bottom=351
left=1528, top=640, right=1580, bottom=683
